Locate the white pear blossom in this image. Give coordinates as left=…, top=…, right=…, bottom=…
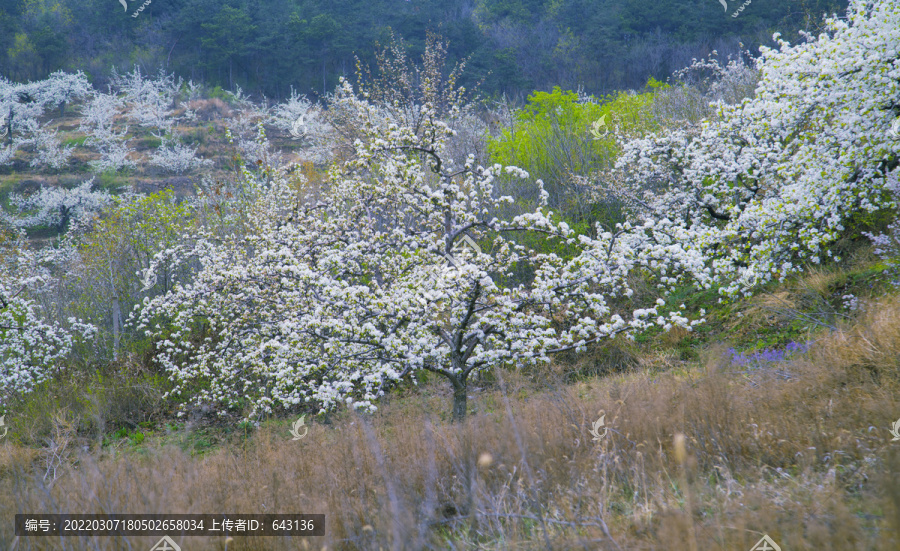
left=0, top=229, right=95, bottom=404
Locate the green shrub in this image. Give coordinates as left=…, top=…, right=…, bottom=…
left=208, top=86, right=230, bottom=103
left=487, top=81, right=663, bottom=229
left=97, top=169, right=128, bottom=190
left=62, top=135, right=89, bottom=147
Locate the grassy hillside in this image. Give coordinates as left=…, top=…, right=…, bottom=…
left=1, top=2, right=898, bottom=548
left=1, top=242, right=898, bottom=550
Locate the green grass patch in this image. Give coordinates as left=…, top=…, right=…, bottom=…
left=61, top=135, right=89, bottom=147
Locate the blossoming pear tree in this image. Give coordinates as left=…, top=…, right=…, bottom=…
left=137, top=80, right=700, bottom=421
left=111, top=67, right=180, bottom=139
left=79, top=90, right=136, bottom=172
left=604, top=0, right=900, bottom=297
left=0, top=228, right=96, bottom=405
left=149, top=139, right=213, bottom=174
left=0, top=70, right=91, bottom=169
left=3, top=179, right=112, bottom=233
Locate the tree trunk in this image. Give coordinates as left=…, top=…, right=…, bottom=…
left=112, top=296, right=122, bottom=361
left=452, top=382, right=467, bottom=422
left=57, top=205, right=70, bottom=233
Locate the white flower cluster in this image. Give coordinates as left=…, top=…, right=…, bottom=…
left=841, top=294, right=860, bottom=311
left=0, top=286, right=72, bottom=402
left=269, top=87, right=333, bottom=163
left=149, top=139, right=213, bottom=174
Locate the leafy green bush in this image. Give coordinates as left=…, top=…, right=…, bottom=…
left=208, top=85, right=230, bottom=102
left=487, top=82, right=662, bottom=225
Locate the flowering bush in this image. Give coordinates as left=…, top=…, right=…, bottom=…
left=0, top=288, right=74, bottom=403
left=149, top=139, right=213, bottom=174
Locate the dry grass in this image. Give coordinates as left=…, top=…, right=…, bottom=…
left=814, top=294, right=900, bottom=391
left=188, top=99, right=234, bottom=121
left=2, top=297, right=899, bottom=550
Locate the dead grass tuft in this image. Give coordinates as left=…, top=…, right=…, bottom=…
left=813, top=294, right=900, bottom=389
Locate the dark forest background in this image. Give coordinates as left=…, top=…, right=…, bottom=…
left=0, top=0, right=848, bottom=100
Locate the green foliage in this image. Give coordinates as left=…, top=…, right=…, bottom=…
left=4, top=365, right=165, bottom=447
left=106, top=426, right=146, bottom=446
left=486, top=83, right=659, bottom=234
left=135, top=135, right=163, bottom=150
left=61, top=135, right=88, bottom=147
left=64, top=189, right=197, bottom=361
left=199, top=5, right=257, bottom=85
left=208, top=85, right=230, bottom=102
left=489, top=87, right=603, bottom=181
left=97, top=169, right=128, bottom=190
left=488, top=84, right=659, bottom=186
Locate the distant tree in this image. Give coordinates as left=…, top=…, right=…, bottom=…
left=269, top=87, right=333, bottom=163
left=79, top=90, right=136, bottom=173
left=149, top=139, right=212, bottom=174
left=200, top=6, right=257, bottom=89
left=4, top=179, right=112, bottom=233
left=0, top=70, right=90, bottom=168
